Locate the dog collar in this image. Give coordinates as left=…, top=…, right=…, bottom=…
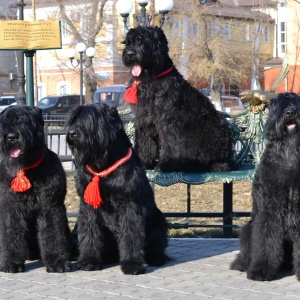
left=11, top=153, right=45, bottom=193
left=123, top=66, right=174, bottom=105
left=84, top=148, right=132, bottom=209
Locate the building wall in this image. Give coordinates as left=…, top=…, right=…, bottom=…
left=0, top=0, right=18, bottom=96
left=15, top=0, right=296, bottom=100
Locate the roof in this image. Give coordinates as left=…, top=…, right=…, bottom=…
left=204, top=5, right=274, bottom=21
left=173, top=0, right=275, bottom=22
left=262, top=57, right=284, bottom=67
left=218, top=0, right=276, bottom=7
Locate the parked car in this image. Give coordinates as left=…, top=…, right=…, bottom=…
left=93, top=85, right=133, bottom=122
left=218, top=96, right=245, bottom=113
left=0, top=96, right=16, bottom=112
left=199, top=88, right=225, bottom=97
left=199, top=90, right=244, bottom=113
left=37, top=95, right=82, bottom=116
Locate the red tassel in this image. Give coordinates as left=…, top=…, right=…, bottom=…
left=124, top=81, right=140, bottom=105
left=11, top=170, right=32, bottom=192
left=84, top=176, right=103, bottom=209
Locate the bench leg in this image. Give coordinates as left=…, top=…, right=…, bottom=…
left=223, top=182, right=233, bottom=238
left=187, top=184, right=191, bottom=213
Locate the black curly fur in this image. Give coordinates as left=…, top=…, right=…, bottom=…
left=0, top=106, right=73, bottom=273
left=65, top=103, right=169, bottom=275
left=122, top=26, right=232, bottom=172
left=231, top=93, right=300, bottom=281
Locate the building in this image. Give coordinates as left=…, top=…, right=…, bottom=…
left=0, top=0, right=18, bottom=96
left=2, top=0, right=299, bottom=102
left=263, top=0, right=300, bottom=93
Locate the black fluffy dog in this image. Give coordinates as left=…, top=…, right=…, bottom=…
left=0, top=106, right=72, bottom=273
left=122, top=26, right=232, bottom=172
left=231, top=93, right=300, bottom=281
left=65, top=103, right=168, bottom=275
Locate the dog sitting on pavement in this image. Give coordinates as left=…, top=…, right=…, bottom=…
left=231, top=93, right=300, bottom=281
left=65, top=103, right=169, bottom=275
left=122, top=26, right=232, bottom=172
left=0, top=106, right=73, bottom=273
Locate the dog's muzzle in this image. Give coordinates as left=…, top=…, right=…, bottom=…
left=7, top=132, right=19, bottom=142
left=5, top=132, right=22, bottom=158
left=284, top=107, right=297, bottom=131
left=122, top=48, right=137, bottom=66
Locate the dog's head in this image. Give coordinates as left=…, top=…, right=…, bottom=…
left=122, top=26, right=173, bottom=80
left=266, top=92, right=300, bottom=140
left=65, top=103, right=125, bottom=167
left=0, top=106, right=45, bottom=164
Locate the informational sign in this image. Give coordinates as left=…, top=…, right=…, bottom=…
left=96, top=71, right=110, bottom=79
left=0, top=20, right=61, bottom=50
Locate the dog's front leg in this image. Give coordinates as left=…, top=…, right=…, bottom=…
left=247, top=213, right=284, bottom=281
left=118, top=206, right=145, bottom=275
left=37, top=206, right=72, bottom=273
left=76, top=204, right=104, bottom=271
left=292, top=234, right=300, bottom=281
left=0, top=210, right=27, bottom=273
left=134, top=124, right=159, bottom=170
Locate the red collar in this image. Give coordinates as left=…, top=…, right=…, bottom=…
left=84, top=148, right=132, bottom=209
left=11, top=153, right=45, bottom=192
left=123, top=66, right=174, bottom=105
left=154, top=66, right=174, bottom=79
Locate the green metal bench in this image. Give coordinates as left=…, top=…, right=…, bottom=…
left=140, top=102, right=269, bottom=238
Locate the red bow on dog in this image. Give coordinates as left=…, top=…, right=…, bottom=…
left=124, top=67, right=174, bottom=105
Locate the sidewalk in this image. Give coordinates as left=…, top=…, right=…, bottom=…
left=0, top=238, right=299, bottom=299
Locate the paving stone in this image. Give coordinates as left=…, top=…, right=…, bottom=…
left=0, top=239, right=298, bottom=299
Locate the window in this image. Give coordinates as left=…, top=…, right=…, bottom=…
left=262, top=25, right=270, bottom=42
left=57, top=81, right=70, bottom=95
left=221, top=22, right=231, bottom=40
left=245, top=23, right=253, bottom=41
left=170, top=17, right=180, bottom=36
left=188, top=21, right=199, bottom=37
left=81, top=12, right=94, bottom=40
left=279, top=22, right=287, bottom=53
left=61, top=20, right=69, bottom=37
left=37, top=83, right=46, bottom=101
left=206, top=20, right=213, bottom=39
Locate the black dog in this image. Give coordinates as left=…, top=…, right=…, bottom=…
left=65, top=103, right=168, bottom=275
left=0, top=106, right=72, bottom=273
left=231, top=93, right=300, bottom=281
left=122, top=26, right=232, bottom=172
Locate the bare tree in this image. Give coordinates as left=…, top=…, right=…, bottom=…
left=166, top=0, right=272, bottom=108
left=56, top=0, right=109, bottom=102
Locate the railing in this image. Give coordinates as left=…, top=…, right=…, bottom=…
left=43, top=104, right=268, bottom=237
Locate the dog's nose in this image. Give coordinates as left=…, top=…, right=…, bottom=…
left=7, top=133, right=18, bottom=142
left=284, top=107, right=296, bottom=119
left=125, top=49, right=135, bottom=58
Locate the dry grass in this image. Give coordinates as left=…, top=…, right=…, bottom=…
left=65, top=171, right=253, bottom=238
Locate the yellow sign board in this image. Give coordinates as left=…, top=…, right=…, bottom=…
left=0, top=20, right=61, bottom=50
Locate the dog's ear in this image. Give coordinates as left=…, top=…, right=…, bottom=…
left=108, top=106, right=123, bottom=131
left=31, top=106, right=44, bottom=125
left=152, top=26, right=169, bottom=54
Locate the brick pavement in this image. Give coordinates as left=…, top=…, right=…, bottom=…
left=0, top=238, right=299, bottom=299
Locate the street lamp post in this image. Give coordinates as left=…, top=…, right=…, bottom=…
left=116, top=0, right=173, bottom=29
left=68, top=43, right=96, bottom=105
left=15, top=0, right=26, bottom=106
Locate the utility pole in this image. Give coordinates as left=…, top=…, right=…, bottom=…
left=15, top=0, right=26, bottom=106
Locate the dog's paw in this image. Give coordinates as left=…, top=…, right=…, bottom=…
left=77, top=258, right=102, bottom=271
left=230, top=257, right=247, bottom=272
left=46, top=260, right=71, bottom=273
left=247, top=268, right=277, bottom=281
left=0, top=262, right=24, bottom=273
left=121, top=261, right=145, bottom=275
